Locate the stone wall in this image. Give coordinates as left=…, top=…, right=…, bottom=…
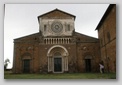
left=97, top=5, right=116, bottom=73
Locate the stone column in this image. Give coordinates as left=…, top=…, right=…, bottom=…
left=46, top=38, right=47, bottom=44
left=67, top=38, right=69, bottom=44
left=53, top=38, right=54, bottom=44
left=66, top=57, right=68, bottom=71
left=63, top=56, right=66, bottom=71
left=48, top=56, right=53, bottom=72
left=63, top=38, right=65, bottom=44
left=48, top=56, right=50, bottom=72
left=48, top=38, right=49, bottom=44
left=61, top=38, right=62, bottom=44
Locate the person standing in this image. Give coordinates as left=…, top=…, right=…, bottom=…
left=99, top=63, right=104, bottom=73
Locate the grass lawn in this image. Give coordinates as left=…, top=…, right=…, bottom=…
left=4, top=71, right=116, bottom=79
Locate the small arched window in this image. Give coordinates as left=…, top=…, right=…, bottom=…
left=65, top=24, right=70, bottom=32
left=68, top=24, right=70, bottom=31
left=44, top=25, right=47, bottom=31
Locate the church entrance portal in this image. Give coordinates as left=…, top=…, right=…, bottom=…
left=47, top=45, right=69, bottom=73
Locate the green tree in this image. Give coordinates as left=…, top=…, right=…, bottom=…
left=4, top=58, right=10, bottom=71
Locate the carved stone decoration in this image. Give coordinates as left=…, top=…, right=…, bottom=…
left=51, top=21, right=63, bottom=33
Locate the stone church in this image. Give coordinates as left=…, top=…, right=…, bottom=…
left=13, top=5, right=115, bottom=73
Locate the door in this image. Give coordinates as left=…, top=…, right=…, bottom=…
left=85, top=59, right=91, bottom=72
left=23, top=59, right=30, bottom=73
left=54, top=58, right=62, bottom=72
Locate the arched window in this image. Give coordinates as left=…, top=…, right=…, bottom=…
left=68, top=24, right=70, bottom=31
left=44, top=25, right=47, bottom=31
left=65, top=24, right=70, bottom=32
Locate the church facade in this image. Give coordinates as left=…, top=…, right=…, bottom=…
left=12, top=7, right=112, bottom=73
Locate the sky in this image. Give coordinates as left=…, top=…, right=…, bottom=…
left=4, top=4, right=109, bottom=68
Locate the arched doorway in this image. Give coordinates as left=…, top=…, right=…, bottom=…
left=47, top=45, right=69, bottom=73
left=85, top=59, right=91, bottom=72
left=84, top=55, right=92, bottom=72
left=23, top=59, right=30, bottom=73
left=22, top=53, right=32, bottom=73
left=54, top=52, right=62, bottom=72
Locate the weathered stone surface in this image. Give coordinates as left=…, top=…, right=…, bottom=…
left=96, top=5, right=116, bottom=73
left=13, top=5, right=116, bottom=73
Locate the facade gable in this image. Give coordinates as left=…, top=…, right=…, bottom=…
left=38, top=9, right=75, bottom=37
left=38, top=9, right=75, bottom=20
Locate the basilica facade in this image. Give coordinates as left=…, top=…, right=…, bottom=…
left=13, top=7, right=113, bottom=73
